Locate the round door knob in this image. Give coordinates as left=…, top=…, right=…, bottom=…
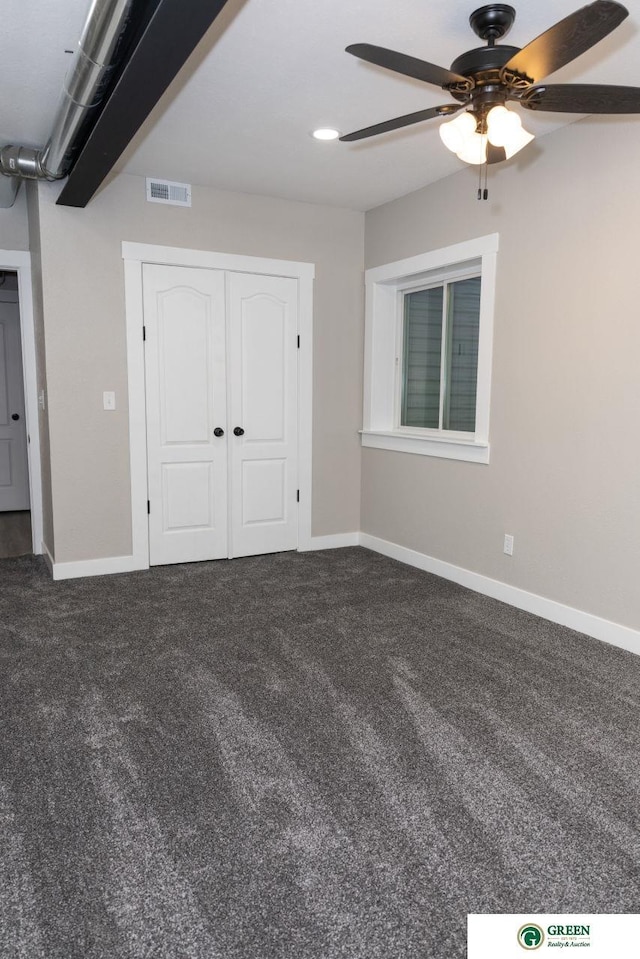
left=213, top=427, right=224, bottom=437
left=11, top=413, right=19, bottom=421
left=233, top=426, right=244, bottom=436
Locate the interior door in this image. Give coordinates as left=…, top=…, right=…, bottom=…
left=227, top=272, right=299, bottom=558
left=0, top=300, right=30, bottom=512
left=144, top=264, right=228, bottom=565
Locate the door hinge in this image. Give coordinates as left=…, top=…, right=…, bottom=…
left=297, top=335, right=300, bottom=348
left=147, top=500, right=150, bottom=514
left=296, top=489, right=300, bottom=502
left=143, top=325, right=146, bottom=341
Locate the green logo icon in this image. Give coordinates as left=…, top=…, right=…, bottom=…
left=517, top=923, right=545, bottom=950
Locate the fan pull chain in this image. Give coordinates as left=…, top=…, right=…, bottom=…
left=477, top=141, right=489, bottom=201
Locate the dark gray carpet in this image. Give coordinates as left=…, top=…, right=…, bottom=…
left=1, top=547, right=638, bottom=959
left=0, top=511, right=32, bottom=559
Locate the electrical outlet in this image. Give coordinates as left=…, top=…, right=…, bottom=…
left=504, top=533, right=514, bottom=556
left=103, top=391, right=116, bottom=411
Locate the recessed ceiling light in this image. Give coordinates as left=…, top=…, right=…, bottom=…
left=312, top=128, right=340, bottom=141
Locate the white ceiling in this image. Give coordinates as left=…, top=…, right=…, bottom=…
left=2, top=0, right=640, bottom=210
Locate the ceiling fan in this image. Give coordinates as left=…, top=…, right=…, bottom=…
left=340, top=1, right=640, bottom=166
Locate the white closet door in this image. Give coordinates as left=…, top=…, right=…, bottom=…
left=144, top=264, right=228, bottom=565
left=0, top=301, right=30, bottom=512
left=227, top=272, right=298, bottom=558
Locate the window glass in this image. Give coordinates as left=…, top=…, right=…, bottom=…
left=401, top=277, right=480, bottom=434
left=444, top=277, right=480, bottom=432
left=401, top=286, right=443, bottom=428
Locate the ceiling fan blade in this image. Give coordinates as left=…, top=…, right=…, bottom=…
left=501, top=1, right=628, bottom=85
left=339, top=104, right=462, bottom=142
left=346, top=43, right=471, bottom=89
left=487, top=144, right=507, bottom=164
left=521, top=83, right=640, bottom=112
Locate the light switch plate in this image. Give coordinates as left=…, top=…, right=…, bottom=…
left=103, top=391, right=116, bottom=411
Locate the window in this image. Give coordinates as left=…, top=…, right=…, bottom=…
left=361, top=234, right=498, bottom=464
left=401, top=275, right=481, bottom=433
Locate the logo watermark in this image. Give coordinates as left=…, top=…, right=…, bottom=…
left=517, top=923, right=545, bottom=950
left=468, top=913, right=640, bottom=958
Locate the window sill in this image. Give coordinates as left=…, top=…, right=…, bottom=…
left=360, top=429, right=490, bottom=464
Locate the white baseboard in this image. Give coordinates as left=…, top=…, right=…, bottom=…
left=305, top=533, right=361, bottom=551
left=46, top=534, right=360, bottom=579
left=51, top=554, right=147, bottom=581
left=41, top=542, right=54, bottom=576
left=360, top=533, right=640, bottom=657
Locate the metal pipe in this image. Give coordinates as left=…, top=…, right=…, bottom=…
left=0, top=0, right=136, bottom=191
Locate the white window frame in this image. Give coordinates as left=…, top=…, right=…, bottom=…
left=361, top=234, right=498, bottom=464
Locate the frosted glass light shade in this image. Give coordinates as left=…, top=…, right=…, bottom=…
left=487, top=105, right=535, bottom=159
left=439, top=112, right=476, bottom=153
left=486, top=106, right=514, bottom=145
left=501, top=125, right=534, bottom=159
left=456, top=132, right=487, bottom=165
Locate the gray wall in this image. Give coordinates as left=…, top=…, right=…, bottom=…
left=363, top=117, right=640, bottom=631
left=35, top=173, right=364, bottom=563
left=0, top=186, right=29, bottom=252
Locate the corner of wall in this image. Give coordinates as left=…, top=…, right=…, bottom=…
left=25, top=181, right=55, bottom=556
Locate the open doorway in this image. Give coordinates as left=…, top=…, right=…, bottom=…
left=0, top=269, right=31, bottom=557
left=0, top=250, right=42, bottom=560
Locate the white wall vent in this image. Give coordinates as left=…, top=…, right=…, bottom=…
left=146, top=178, right=192, bottom=207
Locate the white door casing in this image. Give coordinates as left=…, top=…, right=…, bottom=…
left=144, top=265, right=228, bottom=565
left=0, top=300, right=30, bottom=511
left=227, top=272, right=299, bottom=558
left=122, top=242, right=314, bottom=576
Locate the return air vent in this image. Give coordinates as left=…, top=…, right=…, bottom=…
left=146, top=178, right=192, bottom=207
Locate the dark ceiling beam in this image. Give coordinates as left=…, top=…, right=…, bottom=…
left=57, top=0, right=231, bottom=208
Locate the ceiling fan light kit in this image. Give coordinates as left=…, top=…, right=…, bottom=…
left=341, top=0, right=640, bottom=182
left=439, top=103, right=534, bottom=164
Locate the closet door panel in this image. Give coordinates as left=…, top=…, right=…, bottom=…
left=228, top=273, right=298, bottom=558
left=0, top=301, right=30, bottom=512
left=144, top=264, right=228, bottom=565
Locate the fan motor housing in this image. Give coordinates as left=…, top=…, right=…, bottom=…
left=450, top=44, right=520, bottom=81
